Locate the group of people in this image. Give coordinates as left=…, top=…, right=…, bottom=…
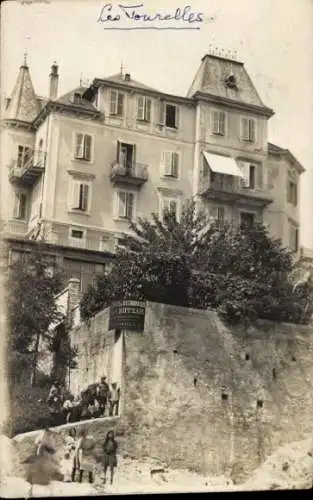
left=61, top=427, right=118, bottom=485
left=46, top=376, right=121, bottom=426
left=23, top=425, right=118, bottom=492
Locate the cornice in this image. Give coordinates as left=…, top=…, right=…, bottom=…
left=194, top=92, right=275, bottom=118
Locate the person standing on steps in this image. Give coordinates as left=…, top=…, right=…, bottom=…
left=96, top=376, right=110, bottom=416
left=75, top=427, right=96, bottom=484
left=109, top=383, right=120, bottom=417
left=102, top=430, right=118, bottom=484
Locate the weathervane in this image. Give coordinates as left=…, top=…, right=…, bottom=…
left=23, top=35, right=31, bottom=66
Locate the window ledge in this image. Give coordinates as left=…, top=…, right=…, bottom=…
left=67, top=170, right=96, bottom=180
left=72, top=158, right=93, bottom=164
left=162, top=175, right=179, bottom=180
left=68, top=210, right=91, bottom=217
left=114, top=217, right=134, bottom=223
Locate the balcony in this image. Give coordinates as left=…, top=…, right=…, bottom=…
left=110, top=161, right=148, bottom=188
left=199, top=174, right=273, bottom=208
left=9, top=150, right=46, bottom=187
left=45, top=232, right=117, bottom=254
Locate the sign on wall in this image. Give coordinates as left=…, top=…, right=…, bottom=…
left=109, top=300, right=146, bottom=332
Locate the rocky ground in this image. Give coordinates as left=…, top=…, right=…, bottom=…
left=1, top=431, right=313, bottom=496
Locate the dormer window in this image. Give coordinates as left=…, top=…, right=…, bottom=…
left=225, top=73, right=238, bottom=90
left=73, top=92, right=82, bottom=104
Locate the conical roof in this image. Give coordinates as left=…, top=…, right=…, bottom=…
left=6, top=62, right=40, bottom=123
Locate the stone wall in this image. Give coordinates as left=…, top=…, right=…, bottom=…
left=68, top=301, right=313, bottom=482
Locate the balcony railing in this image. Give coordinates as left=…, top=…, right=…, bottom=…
left=45, top=232, right=117, bottom=254
left=2, top=220, right=29, bottom=238
left=110, top=161, right=148, bottom=187
left=199, top=174, right=273, bottom=205
left=9, top=150, right=46, bottom=187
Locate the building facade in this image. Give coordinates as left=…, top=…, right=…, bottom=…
left=1, top=53, right=304, bottom=291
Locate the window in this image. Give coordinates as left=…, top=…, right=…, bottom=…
left=162, top=152, right=179, bottom=178
left=13, top=192, right=27, bottom=219
left=287, top=180, right=298, bottom=206
left=240, top=162, right=262, bottom=189
left=240, top=212, right=255, bottom=228
left=162, top=197, right=178, bottom=220
left=159, top=101, right=179, bottom=129
left=117, top=142, right=135, bottom=171
left=211, top=110, right=226, bottom=136
left=136, top=96, right=152, bottom=122
left=17, top=145, right=31, bottom=168
left=289, top=223, right=299, bottom=252
left=241, top=118, right=256, bottom=142
left=117, top=191, right=135, bottom=219
left=211, top=205, right=225, bottom=228
left=71, top=181, right=90, bottom=212
left=70, top=229, right=84, bottom=239
left=110, top=90, right=124, bottom=116
left=75, top=134, right=92, bottom=161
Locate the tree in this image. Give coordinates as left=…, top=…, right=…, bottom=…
left=7, top=246, right=64, bottom=386
left=80, top=200, right=312, bottom=326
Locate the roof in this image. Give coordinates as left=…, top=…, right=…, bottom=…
left=96, top=73, right=160, bottom=93
left=268, top=142, right=305, bottom=174
left=5, top=64, right=41, bottom=123
left=187, top=54, right=271, bottom=112
left=56, top=86, right=98, bottom=111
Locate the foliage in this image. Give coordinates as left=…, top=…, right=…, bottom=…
left=80, top=200, right=313, bottom=326
left=7, top=246, right=65, bottom=385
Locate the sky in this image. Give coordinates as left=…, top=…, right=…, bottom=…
left=1, top=0, right=313, bottom=247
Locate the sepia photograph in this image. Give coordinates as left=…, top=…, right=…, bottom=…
left=1, top=0, right=313, bottom=496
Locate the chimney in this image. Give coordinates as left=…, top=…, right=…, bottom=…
left=49, top=62, right=59, bottom=100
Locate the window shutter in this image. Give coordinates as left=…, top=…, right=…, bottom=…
left=118, top=192, right=126, bottom=217
left=120, top=146, right=127, bottom=168
left=84, top=135, right=92, bottom=161
left=75, top=134, right=84, bottom=158
left=72, top=182, right=80, bottom=209
left=13, top=193, right=21, bottom=218
left=257, top=165, right=263, bottom=188
left=137, top=96, right=145, bottom=120
left=24, top=147, right=31, bottom=166
left=110, top=90, right=118, bottom=114
left=249, top=119, right=256, bottom=142
left=163, top=152, right=172, bottom=176
left=171, top=152, right=179, bottom=177
left=145, top=98, right=152, bottom=122
left=287, top=180, right=291, bottom=203
left=241, top=118, right=249, bottom=141
left=158, top=100, right=165, bottom=124
left=219, top=112, right=226, bottom=135
left=17, top=146, right=23, bottom=168
left=126, top=192, right=134, bottom=219
left=175, top=105, right=180, bottom=128
left=211, top=110, right=219, bottom=134
left=117, top=93, right=124, bottom=115
left=241, top=162, right=249, bottom=187
left=116, top=141, right=121, bottom=162
left=294, top=184, right=298, bottom=206
left=295, top=228, right=299, bottom=252
left=82, top=184, right=89, bottom=211
left=132, top=144, right=136, bottom=166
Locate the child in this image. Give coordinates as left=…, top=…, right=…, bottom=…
left=102, top=430, right=118, bottom=484
left=61, top=451, right=73, bottom=482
